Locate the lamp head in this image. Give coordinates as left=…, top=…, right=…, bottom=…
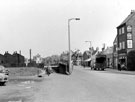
left=75, top=18, right=80, bottom=20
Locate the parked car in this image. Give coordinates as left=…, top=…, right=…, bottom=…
left=0, top=65, right=8, bottom=86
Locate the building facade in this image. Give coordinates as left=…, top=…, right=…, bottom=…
left=12, top=52, right=25, bottom=67
left=103, top=47, right=113, bottom=68
left=116, top=10, right=135, bottom=70
left=2, top=51, right=25, bottom=67
left=113, top=36, right=118, bottom=69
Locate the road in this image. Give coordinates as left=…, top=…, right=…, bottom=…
left=0, top=66, right=135, bottom=102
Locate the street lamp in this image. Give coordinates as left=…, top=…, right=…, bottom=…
left=85, top=41, right=92, bottom=55
left=85, top=41, right=92, bottom=50
left=68, top=18, right=80, bottom=74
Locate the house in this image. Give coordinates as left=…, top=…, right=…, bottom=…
left=113, top=36, right=118, bottom=69
left=82, top=47, right=99, bottom=67
left=4, top=51, right=14, bottom=67
left=12, top=51, right=25, bottom=67
left=103, top=46, right=113, bottom=68
left=3, top=51, right=25, bottom=67
left=116, top=10, right=135, bottom=70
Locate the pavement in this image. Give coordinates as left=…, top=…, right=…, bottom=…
left=105, top=68, right=135, bottom=75
left=1, top=66, right=135, bottom=102
left=81, top=66, right=135, bottom=75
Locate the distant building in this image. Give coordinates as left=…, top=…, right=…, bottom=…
left=103, top=46, right=113, bottom=68
left=0, top=54, right=5, bottom=65
left=3, top=51, right=25, bottom=67
left=4, top=51, right=14, bottom=67
left=12, top=51, right=25, bottom=67
left=83, top=48, right=98, bottom=67
left=113, top=36, right=118, bottom=69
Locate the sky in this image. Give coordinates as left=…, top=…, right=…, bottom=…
left=0, top=0, right=135, bottom=58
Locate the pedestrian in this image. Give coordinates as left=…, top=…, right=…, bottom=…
left=121, top=63, right=127, bottom=70
left=118, top=62, right=121, bottom=71
left=45, top=65, right=52, bottom=76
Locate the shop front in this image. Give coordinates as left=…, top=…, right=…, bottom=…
left=118, top=53, right=127, bottom=66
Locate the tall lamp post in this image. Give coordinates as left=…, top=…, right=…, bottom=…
left=68, top=18, right=80, bottom=74
left=85, top=41, right=92, bottom=67
left=85, top=41, right=92, bottom=55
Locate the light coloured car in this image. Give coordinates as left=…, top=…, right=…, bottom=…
left=0, top=66, right=8, bottom=86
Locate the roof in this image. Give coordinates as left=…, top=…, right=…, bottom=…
left=103, top=47, right=113, bottom=54
left=113, top=35, right=117, bottom=44
left=118, top=11, right=135, bottom=27
left=83, top=50, right=91, bottom=56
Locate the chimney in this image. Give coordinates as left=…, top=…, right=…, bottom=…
left=131, top=10, right=135, bottom=14
left=19, top=50, right=21, bottom=55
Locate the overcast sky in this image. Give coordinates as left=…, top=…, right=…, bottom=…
left=0, top=0, right=135, bottom=58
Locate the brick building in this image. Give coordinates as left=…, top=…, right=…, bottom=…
left=4, top=51, right=14, bottom=67
left=1, top=51, right=25, bottom=67
left=12, top=51, right=25, bottom=67
left=116, top=10, right=135, bottom=70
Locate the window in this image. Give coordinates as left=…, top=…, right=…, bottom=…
left=127, top=25, right=132, bottom=32
left=127, top=40, right=133, bottom=48
left=122, top=27, right=124, bottom=34
left=122, top=41, right=125, bottom=49
left=119, top=42, right=122, bottom=50
left=127, top=33, right=132, bottom=39
left=119, top=28, right=121, bottom=35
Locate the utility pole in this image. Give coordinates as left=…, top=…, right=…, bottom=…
left=68, top=18, right=80, bottom=74
left=85, top=41, right=92, bottom=56
left=30, top=49, right=32, bottom=65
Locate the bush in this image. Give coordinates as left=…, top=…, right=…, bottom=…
left=127, top=50, right=135, bottom=71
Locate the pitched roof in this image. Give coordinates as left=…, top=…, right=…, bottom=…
left=84, top=50, right=91, bottom=56
left=113, top=35, right=117, bottom=44
left=103, top=47, right=113, bottom=54
left=118, top=10, right=135, bottom=27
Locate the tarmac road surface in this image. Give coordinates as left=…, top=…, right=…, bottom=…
left=0, top=66, right=135, bottom=102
